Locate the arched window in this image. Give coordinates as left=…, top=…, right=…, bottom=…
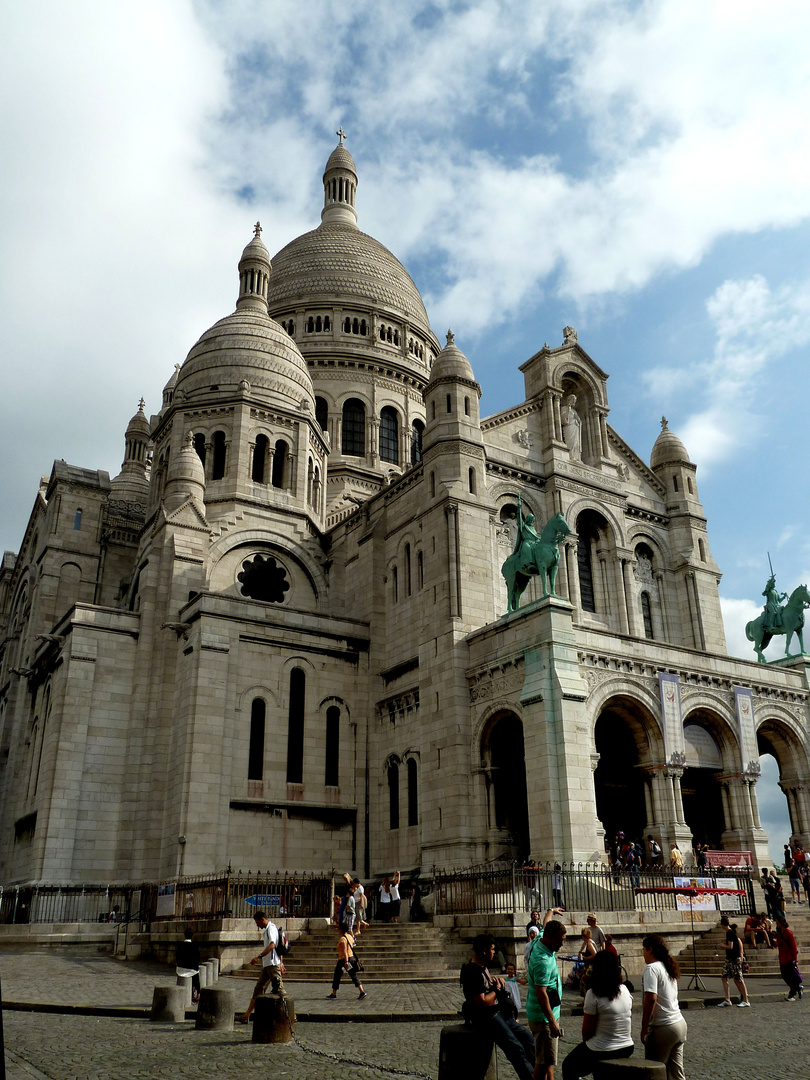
left=468, top=467, right=476, bottom=494
left=360, top=319, right=367, bottom=335
left=417, top=551, right=423, bottom=590
left=380, top=407, right=399, bottom=464
left=388, top=762, right=400, bottom=830
left=410, top=420, right=424, bottom=464
left=73, top=509, right=82, bottom=531
left=392, top=566, right=398, bottom=603
left=56, top=562, right=82, bottom=616
left=405, top=544, right=411, bottom=596
left=344, top=317, right=351, bottom=333
left=698, top=538, right=706, bottom=561
left=641, top=592, right=654, bottom=639
left=211, top=431, right=226, bottom=480
left=307, top=458, right=314, bottom=504
left=352, top=318, right=359, bottom=334
left=325, top=705, right=340, bottom=786
left=307, top=316, right=314, bottom=333
left=248, top=698, right=266, bottom=780
left=324, top=315, right=331, bottom=331
left=407, top=758, right=418, bottom=826
left=193, top=433, right=206, bottom=467
left=315, top=397, right=329, bottom=432
left=673, top=475, right=679, bottom=493
left=446, top=394, right=452, bottom=413
left=315, top=315, right=322, bottom=332
left=272, top=440, right=288, bottom=488
left=252, top=435, right=268, bottom=483
left=286, top=668, right=305, bottom=784
left=464, top=396, right=470, bottom=416
left=342, top=399, right=366, bottom=457
left=577, top=512, right=603, bottom=614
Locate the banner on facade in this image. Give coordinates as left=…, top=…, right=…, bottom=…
left=156, top=884, right=176, bottom=917
left=673, top=876, right=716, bottom=911
left=658, top=673, right=685, bottom=765
left=733, top=686, right=760, bottom=776
left=705, top=850, right=753, bottom=869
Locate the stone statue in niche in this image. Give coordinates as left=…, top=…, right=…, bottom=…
left=561, top=394, right=582, bottom=460
left=634, top=553, right=653, bottom=585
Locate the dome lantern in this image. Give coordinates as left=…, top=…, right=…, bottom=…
left=237, top=222, right=271, bottom=313
left=321, top=129, right=358, bottom=227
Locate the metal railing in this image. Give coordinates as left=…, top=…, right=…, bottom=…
left=431, top=860, right=756, bottom=917
left=0, top=884, right=142, bottom=925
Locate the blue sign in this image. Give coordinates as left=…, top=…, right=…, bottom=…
left=244, top=894, right=281, bottom=907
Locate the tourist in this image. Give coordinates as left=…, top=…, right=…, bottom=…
left=716, top=916, right=749, bottom=1007
left=327, top=926, right=366, bottom=1000
left=175, top=927, right=201, bottom=1004
left=526, top=909, right=543, bottom=938
left=647, top=835, right=662, bottom=868
left=585, top=914, right=606, bottom=951
left=561, top=950, right=634, bottom=1079
left=460, top=934, right=534, bottom=1080
left=774, top=914, right=803, bottom=1001
left=524, top=925, right=541, bottom=965
left=526, top=918, right=567, bottom=1080
left=339, top=881, right=358, bottom=934
left=378, top=870, right=401, bottom=922
left=787, top=856, right=803, bottom=904
left=669, top=845, right=683, bottom=872
left=504, top=963, right=523, bottom=1016
left=238, top=911, right=285, bottom=1023
left=342, top=874, right=369, bottom=933
left=641, top=934, right=687, bottom=1080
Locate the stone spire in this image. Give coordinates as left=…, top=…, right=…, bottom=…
left=236, top=222, right=271, bottom=313
left=321, top=130, right=358, bottom=227
left=110, top=399, right=151, bottom=501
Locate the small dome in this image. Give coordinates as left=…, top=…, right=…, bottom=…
left=427, top=330, right=478, bottom=388
left=164, top=432, right=206, bottom=513
left=176, top=308, right=315, bottom=412
left=324, top=142, right=357, bottom=177
left=125, top=401, right=151, bottom=441
left=240, top=222, right=271, bottom=266
left=650, top=416, right=692, bottom=469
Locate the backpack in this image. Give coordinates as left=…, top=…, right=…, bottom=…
left=650, top=840, right=661, bottom=857
left=275, top=928, right=291, bottom=958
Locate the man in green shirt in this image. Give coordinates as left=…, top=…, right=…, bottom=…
left=526, top=919, right=566, bottom=1080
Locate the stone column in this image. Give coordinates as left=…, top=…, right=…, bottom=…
left=565, top=540, right=582, bottom=619
left=622, top=556, right=640, bottom=636
left=369, top=416, right=379, bottom=466
left=655, top=573, right=670, bottom=641
left=597, top=408, right=610, bottom=460
left=552, top=392, right=563, bottom=443
left=446, top=504, right=460, bottom=619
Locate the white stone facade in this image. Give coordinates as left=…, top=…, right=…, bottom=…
left=1, top=140, right=809, bottom=885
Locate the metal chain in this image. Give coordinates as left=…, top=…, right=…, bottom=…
left=280, top=996, right=435, bottom=1080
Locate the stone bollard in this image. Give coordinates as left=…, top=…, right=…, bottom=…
left=195, top=987, right=235, bottom=1031
left=438, top=1024, right=497, bottom=1080
left=175, top=975, right=192, bottom=1007
left=252, top=993, right=296, bottom=1044
left=201, top=960, right=216, bottom=986
left=593, top=1059, right=668, bottom=1079
left=150, top=986, right=186, bottom=1022
left=199, top=963, right=209, bottom=989
left=209, top=957, right=220, bottom=982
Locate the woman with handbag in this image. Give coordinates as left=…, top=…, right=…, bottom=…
left=327, top=928, right=367, bottom=1000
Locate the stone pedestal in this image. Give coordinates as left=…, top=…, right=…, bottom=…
left=150, top=986, right=186, bottom=1022
left=195, top=987, right=234, bottom=1031
left=438, top=1024, right=496, bottom=1080
left=201, top=960, right=217, bottom=986
left=593, top=1060, right=667, bottom=1079
left=175, top=974, right=192, bottom=1007
left=252, top=993, right=295, bottom=1044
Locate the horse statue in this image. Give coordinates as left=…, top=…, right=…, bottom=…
left=501, top=503, right=571, bottom=613
left=745, top=582, right=810, bottom=663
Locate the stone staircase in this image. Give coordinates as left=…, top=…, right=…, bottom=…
left=226, top=921, right=469, bottom=983
left=676, top=904, right=810, bottom=977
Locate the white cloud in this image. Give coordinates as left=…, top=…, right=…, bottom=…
left=720, top=597, right=762, bottom=661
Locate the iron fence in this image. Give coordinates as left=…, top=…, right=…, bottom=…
left=432, top=861, right=756, bottom=917
left=0, top=869, right=334, bottom=925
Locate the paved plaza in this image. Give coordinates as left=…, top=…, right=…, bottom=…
left=0, top=948, right=804, bottom=1079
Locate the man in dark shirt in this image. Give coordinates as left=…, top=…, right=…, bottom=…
left=175, top=927, right=201, bottom=1003
left=460, top=934, right=535, bottom=1080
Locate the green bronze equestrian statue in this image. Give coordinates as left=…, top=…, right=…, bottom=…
left=745, top=572, right=810, bottom=663
left=501, top=497, right=571, bottom=613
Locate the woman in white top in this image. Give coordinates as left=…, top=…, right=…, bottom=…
left=561, top=950, right=634, bottom=1079
left=641, top=934, right=687, bottom=1080
left=378, top=871, right=401, bottom=921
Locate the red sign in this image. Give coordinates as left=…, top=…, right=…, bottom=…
left=704, top=850, right=752, bottom=868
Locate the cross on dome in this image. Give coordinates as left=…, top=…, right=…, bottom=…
left=446, top=329, right=455, bottom=345
left=253, top=221, right=262, bottom=238
left=661, top=416, right=669, bottom=431
left=138, top=397, right=145, bottom=412
left=337, top=127, right=346, bottom=145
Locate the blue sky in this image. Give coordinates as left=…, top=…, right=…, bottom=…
left=3, top=0, right=809, bottom=864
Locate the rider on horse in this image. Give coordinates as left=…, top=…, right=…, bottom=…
left=512, top=497, right=541, bottom=575
left=762, top=575, right=787, bottom=633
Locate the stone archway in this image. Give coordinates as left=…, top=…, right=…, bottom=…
left=481, top=711, right=530, bottom=862
left=757, top=716, right=810, bottom=848
left=680, top=721, right=726, bottom=848
left=593, top=700, right=658, bottom=849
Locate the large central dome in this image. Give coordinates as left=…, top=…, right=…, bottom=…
left=267, top=223, right=431, bottom=334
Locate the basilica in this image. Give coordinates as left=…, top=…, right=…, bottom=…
left=1, top=138, right=809, bottom=886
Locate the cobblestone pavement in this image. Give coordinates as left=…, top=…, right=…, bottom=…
left=0, top=948, right=804, bottom=1079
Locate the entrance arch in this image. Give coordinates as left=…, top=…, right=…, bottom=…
left=757, top=716, right=810, bottom=847
left=593, top=700, right=657, bottom=846
left=481, top=711, right=530, bottom=862
left=681, top=720, right=725, bottom=848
